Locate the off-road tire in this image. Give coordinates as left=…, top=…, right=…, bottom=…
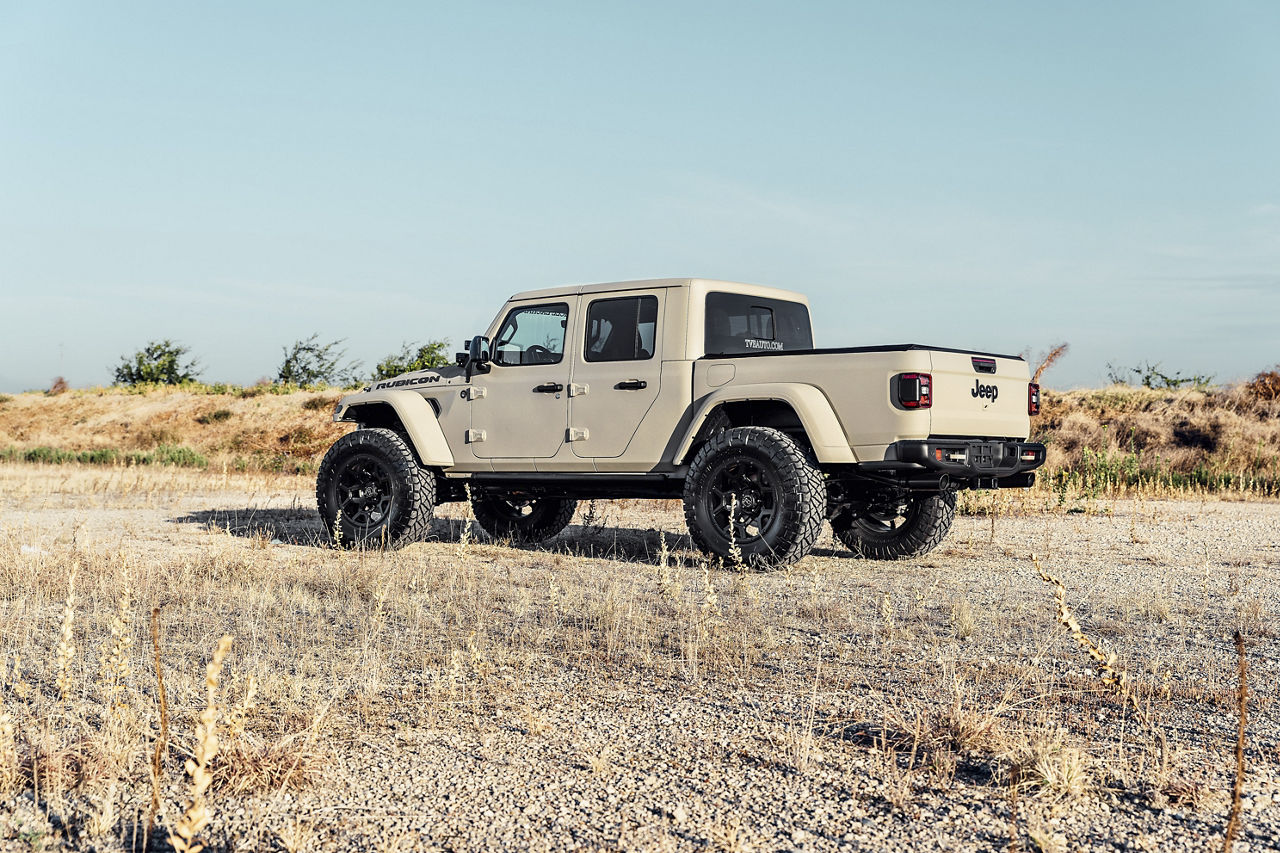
left=471, top=494, right=578, bottom=545
left=831, top=491, right=956, bottom=560
left=316, top=428, right=435, bottom=548
left=682, top=426, right=826, bottom=570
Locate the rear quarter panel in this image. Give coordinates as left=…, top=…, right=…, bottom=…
left=693, top=349, right=1031, bottom=461
left=694, top=351, right=935, bottom=461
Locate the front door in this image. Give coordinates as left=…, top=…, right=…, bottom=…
left=570, top=292, right=663, bottom=458
left=470, top=300, right=573, bottom=459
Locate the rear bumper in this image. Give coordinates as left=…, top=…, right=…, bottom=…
left=872, top=439, right=1046, bottom=488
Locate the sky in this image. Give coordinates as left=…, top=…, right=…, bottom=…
left=2, top=1, right=1278, bottom=392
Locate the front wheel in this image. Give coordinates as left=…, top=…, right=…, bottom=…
left=471, top=493, right=577, bottom=545
left=316, top=428, right=435, bottom=548
left=830, top=490, right=956, bottom=560
left=682, top=426, right=826, bottom=569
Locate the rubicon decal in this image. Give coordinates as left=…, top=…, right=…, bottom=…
left=374, top=374, right=442, bottom=390
left=971, top=379, right=999, bottom=402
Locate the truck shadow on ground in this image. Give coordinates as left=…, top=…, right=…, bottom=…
left=174, top=508, right=851, bottom=565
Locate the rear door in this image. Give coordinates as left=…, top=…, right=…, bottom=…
left=928, top=351, right=1031, bottom=439
left=569, top=291, right=663, bottom=458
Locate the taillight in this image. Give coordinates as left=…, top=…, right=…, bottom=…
left=897, top=373, right=932, bottom=409
left=1028, top=383, right=1041, bottom=415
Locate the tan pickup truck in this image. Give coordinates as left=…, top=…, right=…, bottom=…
left=317, top=278, right=1044, bottom=567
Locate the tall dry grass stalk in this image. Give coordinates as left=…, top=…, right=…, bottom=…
left=99, top=561, right=135, bottom=711
left=0, top=696, right=17, bottom=796
left=148, top=606, right=170, bottom=846
left=169, top=634, right=233, bottom=853
left=55, top=567, right=78, bottom=704
left=1222, top=630, right=1248, bottom=853
left=1032, top=343, right=1069, bottom=385
left=1031, top=555, right=1150, bottom=726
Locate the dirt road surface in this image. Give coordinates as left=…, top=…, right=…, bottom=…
left=1, top=465, right=1277, bottom=851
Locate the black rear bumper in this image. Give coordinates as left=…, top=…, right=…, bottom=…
left=864, top=439, right=1046, bottom=489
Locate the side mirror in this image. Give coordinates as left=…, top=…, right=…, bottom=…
left=466, top=335, right=491, bottom=380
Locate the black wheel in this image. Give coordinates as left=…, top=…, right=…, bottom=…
left=830, top=490, right=956, bottom=560
left=471, top=493, right=577, bottom=545
left=682, top=426, right=826, bottom=569
left=316, top=428, right=435, bottom=548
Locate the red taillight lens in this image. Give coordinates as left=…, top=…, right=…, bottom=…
left=1028, top=383, right=1041, bottom=416
left=897, top=373, right=932, bottom=409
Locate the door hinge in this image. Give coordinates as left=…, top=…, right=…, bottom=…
left=465, top=429, right=487, bottom=443
left=566, top=427, right=590, bottom=442
left=462, top=386, right=487, bottom=400
left=568, top=383, right=589, bottom=397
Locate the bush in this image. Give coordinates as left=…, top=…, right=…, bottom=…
left=278, top=335, right=361, bottom=386
left=1245, top=367, right=1280, bottom=402
left=48, top=376, right=69, bottom=395
left=373, top=340, right=451, bottom=380
left=113, top=340, right=201, bottom=386
left=0, top=444, right=207, bottom=468
left=1104, top=361, right=1212, bottom=391
left=195, top=409, right=233, bottom=424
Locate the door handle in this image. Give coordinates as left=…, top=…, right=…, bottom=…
left=533, top=382, right=564, bottom=393
left=614, top=379, right=648, bottom=390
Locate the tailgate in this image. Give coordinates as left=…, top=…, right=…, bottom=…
left=928, top=351, right=1031, bottom=439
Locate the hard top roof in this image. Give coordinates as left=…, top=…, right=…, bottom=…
left=506, top=278, right=809, bottom=304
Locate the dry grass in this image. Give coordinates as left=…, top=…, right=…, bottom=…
left=0, top=462, right=1275, bottom=849
left=1034, top=385, right=1280, bottom=498
left=0, top=387, right=352, bottom=474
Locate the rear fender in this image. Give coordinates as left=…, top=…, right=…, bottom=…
left=674, top=383, right=855, bottom=464
left=335, top=390, right=454, bottom=468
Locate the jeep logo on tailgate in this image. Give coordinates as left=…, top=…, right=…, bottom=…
left=971, top=379, right=999, bottom=402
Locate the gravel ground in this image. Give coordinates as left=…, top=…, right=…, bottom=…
left=0, top=468, right=1277, bottom=852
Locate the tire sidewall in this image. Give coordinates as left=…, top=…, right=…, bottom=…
left=833, top=490, right=956, bottom=559
left=472, top=494, right=577, bottom=545
left=316, top=429, right=432, bottom=548
left=688, top=444, right=788, bottom=560
left=684, top=426, right=825, bottom=568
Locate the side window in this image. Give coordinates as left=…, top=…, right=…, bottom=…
left=584, top=296, right=659, bottom=362
left=492, top=303, right=569, bottom=366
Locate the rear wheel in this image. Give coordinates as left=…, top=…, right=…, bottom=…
left=830, top=490, right=956, bottom=560
left=316, top=428, right=435, bottom=548
left=683, top=426, right=826, bottom=569
left=471, top=493, right=577, bottom=545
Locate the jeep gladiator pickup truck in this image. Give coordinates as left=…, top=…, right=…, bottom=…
left=317, top=278, right=1045, bottom=567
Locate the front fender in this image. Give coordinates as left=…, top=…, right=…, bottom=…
left=334, top=390, right=454, bottom=468
left=673, top=383, right=856, bottom=465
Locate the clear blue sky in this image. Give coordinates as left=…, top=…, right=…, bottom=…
left=2, top=1, right=1277, bottom=392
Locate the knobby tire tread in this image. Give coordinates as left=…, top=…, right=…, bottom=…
left=683, top=426, right=825, bottom=570
left=471, top=496, right=578, bottom=545
left=833, top=491, right=956, bottom=560
left=316, top=428, right=435, bottom=549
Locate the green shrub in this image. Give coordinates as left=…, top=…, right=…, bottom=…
left=373, top=340, right=451, bottom=380
left=1104, top=360, right=1213, bottom=390
left=0, top=444, right=207, bottom=468
left=196, top=409, right=233, bottom=424
left=152, top=444, right=207, bottom=467
left=278, top=335, right=361, bottom=386
left=113, top=340, right=201, bottom=386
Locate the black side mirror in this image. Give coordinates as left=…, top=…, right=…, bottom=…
left=466, top=335, right=491, bottom=380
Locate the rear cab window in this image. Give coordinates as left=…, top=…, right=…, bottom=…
left=704, top=292, right=813, bottom=355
